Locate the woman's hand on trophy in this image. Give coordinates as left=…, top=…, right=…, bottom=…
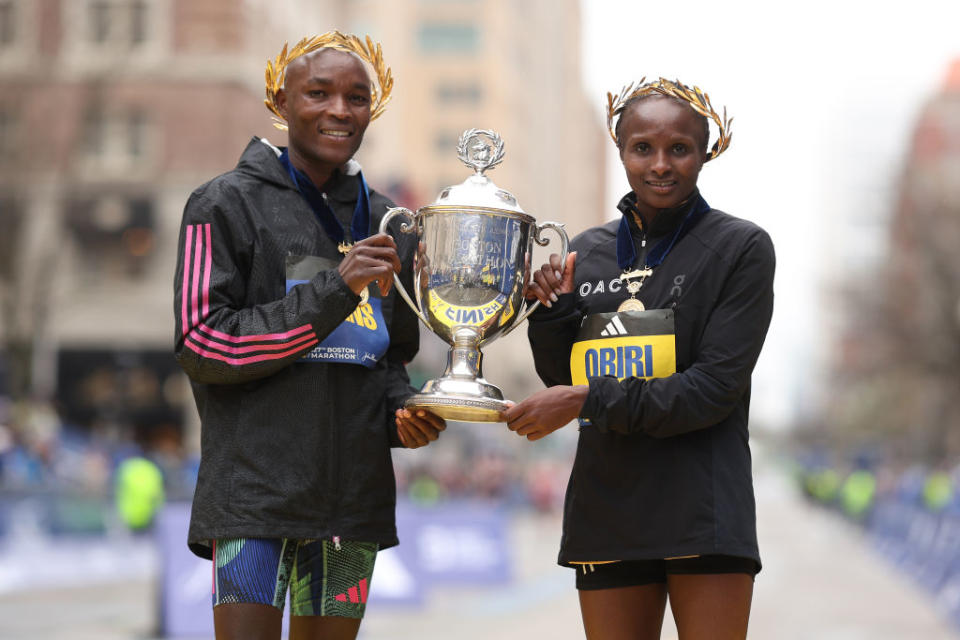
left=395, top=408, right=447, bottom=448
left=338, top=233, right=403, bottom=297
left=524, top=251, right=577, bottom=308
left=501, top=385, right=588, bottom=441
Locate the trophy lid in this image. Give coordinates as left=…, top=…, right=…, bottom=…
left=431, top=129, right=525, bottom=213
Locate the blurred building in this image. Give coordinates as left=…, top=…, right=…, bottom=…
left=0, top=0, right=604, bottom=454
left=0, top=0, right=343, bottom=453
left=883, top=58, right=960, bottom=459
left=346, top=0, right=605, bottom=222
left=821, top=59, right=960, bottom=460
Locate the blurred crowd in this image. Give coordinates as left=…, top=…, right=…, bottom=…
left=0, top=397, right=193, bottom=499
left=0, top=393, right=574, bottom=540
left=393, top=438, right=571, bottom=513
left=795, top=451, right=960, bottom=631
left=795, top=452, right=960, bottom=521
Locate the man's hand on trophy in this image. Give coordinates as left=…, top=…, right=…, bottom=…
left=524, top=251, right=576, bottom=308
left=395, top=408, right=447, bottom=448
left=500, top=385, right=589, bottom=441
left=338, top=233, right=402, bottom=296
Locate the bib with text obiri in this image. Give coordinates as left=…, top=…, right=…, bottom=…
left=570, top=309, right=676, bottom=385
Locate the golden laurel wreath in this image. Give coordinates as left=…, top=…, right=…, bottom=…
left=264, top=31, right=394, bottom=131
left=606, top=77, right=733, bottom=162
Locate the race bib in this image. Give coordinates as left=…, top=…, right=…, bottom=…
left=285, top=255, right=390, bottom=368
left=570, top=309, right=676, bottom=385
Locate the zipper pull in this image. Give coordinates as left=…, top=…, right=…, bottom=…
left=333, top=535, right=341, bottom=551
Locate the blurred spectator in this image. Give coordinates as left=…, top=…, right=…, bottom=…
left=114, top=456, right=165, bottom=531
left=804, top=467, right=842, bottom=505
left=840, top=469, right=876, bottom=522
left=407, top=471, right=443, bottom=506
left=923, top=471, right=954, bottom=512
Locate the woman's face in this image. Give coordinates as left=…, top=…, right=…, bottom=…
left=618, top=97, right=707, bottom=220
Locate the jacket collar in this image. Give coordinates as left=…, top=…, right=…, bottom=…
left=235, top=137, right=362, bottom=203
left=616, top=189, right=700, bottom=237
left=615, top=190, right=710, bottom=270
left=234, top=137, right=294, bottom=189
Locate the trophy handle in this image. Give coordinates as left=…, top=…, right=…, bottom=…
left=379, top=207, right=430, bottom=326
left=501, top=220, right=570, bottom=336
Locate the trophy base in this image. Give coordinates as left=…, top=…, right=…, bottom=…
left=404, top=375, right=509, bottom=423
left=404, top=393, right=508, bottom=423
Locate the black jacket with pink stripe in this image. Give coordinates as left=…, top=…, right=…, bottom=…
left=173, top=137, right=419, bottom=558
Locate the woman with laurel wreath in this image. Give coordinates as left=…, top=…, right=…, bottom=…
left=172, top=33, right=444, bottom=640
left=502, top=79, right=775, bottom=639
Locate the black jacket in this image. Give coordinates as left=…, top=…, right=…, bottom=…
left=173, top=138, right=419, bottom=559
left=527, top=192, right=775, bottom=567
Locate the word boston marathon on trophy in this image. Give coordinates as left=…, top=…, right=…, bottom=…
left=379, top=129, right=569, bottom=422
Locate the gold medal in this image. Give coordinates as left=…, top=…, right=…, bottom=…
left=618, top=267, right=652, bottom=313
left=337, top=242, right=354, bottom=255
left=617, top=297, right=645, bottom=312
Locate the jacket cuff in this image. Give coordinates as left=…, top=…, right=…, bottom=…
left=317, top=270, right=362, bottom=310
left=579, top=376, right=628, bottom=434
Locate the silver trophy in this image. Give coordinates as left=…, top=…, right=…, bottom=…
left=379, top=129, right=569, bottom=422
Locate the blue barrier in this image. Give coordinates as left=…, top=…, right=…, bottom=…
left=867, top=500, right=960, bottom=631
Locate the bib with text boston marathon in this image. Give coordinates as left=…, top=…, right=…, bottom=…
left=285, top=255, right=389, bottom=368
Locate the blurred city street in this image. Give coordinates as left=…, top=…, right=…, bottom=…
left=0, top=453, right=956, bottom=640
left=1, top=1, right=960, bottom=640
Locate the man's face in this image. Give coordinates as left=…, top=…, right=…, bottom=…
left=618, top=96, right=707, bottom=219
left=277, top=48, right=372, bottom=178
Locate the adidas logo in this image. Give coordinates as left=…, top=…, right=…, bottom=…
left=334, top=577, right=369, bottom=604
left=600, top=315, right=628, bottom=336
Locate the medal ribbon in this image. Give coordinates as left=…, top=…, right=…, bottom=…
left=279, top=149, right=371, bottom=247
left=615, top=192, right=711, bottom=271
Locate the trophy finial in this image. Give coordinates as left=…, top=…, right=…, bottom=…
left=457, top=129, right=505, bottom=175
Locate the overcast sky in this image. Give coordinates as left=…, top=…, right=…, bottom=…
left=579, top=0, right=960, bottom=429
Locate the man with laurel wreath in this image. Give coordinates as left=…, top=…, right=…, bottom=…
left=172, top=32, right=444, bottom=640
left=503, top=79, right=775, bottom=639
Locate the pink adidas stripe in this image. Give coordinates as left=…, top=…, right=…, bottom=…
left=191, top=225, right=203, bottom=327
left=179, top=221, right=319, bottom=364
left=187, top=330, right=317, bottom=355
left=184, top=336, right=319, bottom=364
left=198, top=322, right=314, bottom=344
left=181, top=225, right=194, bottom=331
left=202, top=224, right=212, bottom=318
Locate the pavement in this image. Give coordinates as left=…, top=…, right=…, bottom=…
left=0, top=456, right=957, bottom=639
